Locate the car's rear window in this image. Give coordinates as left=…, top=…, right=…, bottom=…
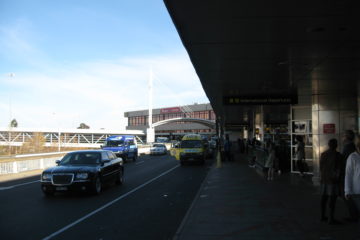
left=153, top=144, right=165, bottom=147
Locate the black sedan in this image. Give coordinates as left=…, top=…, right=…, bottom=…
left=40, top=150, right=124, bottom=196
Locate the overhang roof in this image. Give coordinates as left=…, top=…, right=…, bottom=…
left=164, top=0, right=360, bottom=127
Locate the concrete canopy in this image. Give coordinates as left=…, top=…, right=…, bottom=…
left=164, top=0, right=360, bottom=128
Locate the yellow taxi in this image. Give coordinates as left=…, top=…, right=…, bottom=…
left=170, top=134, right=207, bottom=165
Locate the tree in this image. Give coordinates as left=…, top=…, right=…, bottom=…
left=77, top=123, right=90, bottom=129
left=10, top=119, right=18, bottom=128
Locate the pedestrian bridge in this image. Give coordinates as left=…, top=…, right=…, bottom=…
left=0, top=127, right=145, bottom=148
left=0, top=118, right=215, bottom=149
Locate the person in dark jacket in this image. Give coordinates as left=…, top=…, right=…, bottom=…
left=223, top=134, right=232, bottom=161
left=341, top=130, right=358, bottom=222
left=320, top=138, right=343, bottom=224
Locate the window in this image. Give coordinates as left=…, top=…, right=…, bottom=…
left=107, top=152, right=116, bottom=160
left=102, top=152, right=110, bottom=161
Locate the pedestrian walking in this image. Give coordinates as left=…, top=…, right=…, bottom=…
left=265, top=142, right=276, bottom=181
left=341, top=130, right=358, bottom=222
left=295, top=135, right=306, bottom=176
left=320, top=139, right=343, bottom=224
left=344, top=134, right=360, bottom=223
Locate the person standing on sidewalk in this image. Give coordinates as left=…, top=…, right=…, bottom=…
left=295, top=135, right=306, bottom=176
left=265, top=142, right=276, bottom=181
left=341, top=130, right=358, bottom=222
left=320, top=138, right=343, bottom=224
left=345, top=134, right=360, bottom=223
left=224, top=134, right=232, bottom=162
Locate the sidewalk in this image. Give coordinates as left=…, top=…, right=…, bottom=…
left=174, top=153, right=360, bottom=240
left=0, top=169, right=42, bottom=183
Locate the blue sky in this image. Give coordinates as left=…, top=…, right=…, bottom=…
left=0, top=0, right=208, bottom=129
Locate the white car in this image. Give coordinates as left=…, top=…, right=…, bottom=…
left=150, top=144, right=167, bottom=155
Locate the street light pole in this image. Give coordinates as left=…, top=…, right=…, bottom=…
left=7, top=73, right=15, bottom=155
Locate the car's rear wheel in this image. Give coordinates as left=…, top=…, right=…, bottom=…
left=115, top=170, right=123, bottom=185
left=91, top=176, right=102, bottom=195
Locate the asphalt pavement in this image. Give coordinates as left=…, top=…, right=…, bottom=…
left=3, top=150, right=359, bottom=240
left=0, top=154, right=213, bottom=240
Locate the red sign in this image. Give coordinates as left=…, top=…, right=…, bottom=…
left=323, top=124, right=335, bottom=134
left=160, top=107, right=181, bottom=114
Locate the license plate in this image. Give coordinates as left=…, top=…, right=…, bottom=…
left=56, top=186, right=68, bottom=191
left=188, top=158, right=194, bottom=161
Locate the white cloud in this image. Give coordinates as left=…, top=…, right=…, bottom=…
left=0, top=53, right=209, bottom=129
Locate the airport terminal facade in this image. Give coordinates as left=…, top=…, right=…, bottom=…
left=124, top=103, right=216, bottom=138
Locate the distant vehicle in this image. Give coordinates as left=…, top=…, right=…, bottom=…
left=101, top=135, right=138, bottom=162
left=156, top=137, right=169, bottom=143
left=40, top=150, right=124, bottom=196
left=150, top=143, right=167, bottom=155
left=171, top=134, right=207, bottom=165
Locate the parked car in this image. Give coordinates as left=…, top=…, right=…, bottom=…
left=40, top=150, right=124, bottom=196
left=150, top=143, right=167, bottom=155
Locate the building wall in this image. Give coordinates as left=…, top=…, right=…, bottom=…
left=124, top=103, right=216, bottom=135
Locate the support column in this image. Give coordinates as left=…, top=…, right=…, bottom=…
left=146, top=128, right=155, bottom=144
left=311, top=73, right=357, bottom=185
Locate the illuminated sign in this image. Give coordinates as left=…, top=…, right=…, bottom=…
left=223, top=94, right=297, bottom=105
left=160, top=107, right=181, bottom=114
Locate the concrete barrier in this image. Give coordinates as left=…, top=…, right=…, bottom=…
left=0, top=146, right=151, bottom=175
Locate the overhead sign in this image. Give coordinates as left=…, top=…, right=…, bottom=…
left=160, top=107, right=181, bottom=114
left=223, top=94, right=298, bottom=105
left=323, top=123, right=335, bottom=134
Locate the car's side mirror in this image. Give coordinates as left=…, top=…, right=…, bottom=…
left=55, top=160, right=61, bottom=165
left=100, top=145, right=103, bottom=149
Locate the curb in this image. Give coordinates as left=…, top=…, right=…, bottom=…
left=173, top=162, right=214, bottom=240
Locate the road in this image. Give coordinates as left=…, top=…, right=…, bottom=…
left=0, top=154, right=213, bottom=240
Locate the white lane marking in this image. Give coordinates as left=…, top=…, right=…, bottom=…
left=0, top=180, right=40, bottom=191
left=135, top=161, right=145, bottom=165
left=42, top=164, right=180, bottom=240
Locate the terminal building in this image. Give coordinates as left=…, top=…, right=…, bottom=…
left=164, top=0, right=360, bottom=185
left=124, top=103, right=216, bottom=138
